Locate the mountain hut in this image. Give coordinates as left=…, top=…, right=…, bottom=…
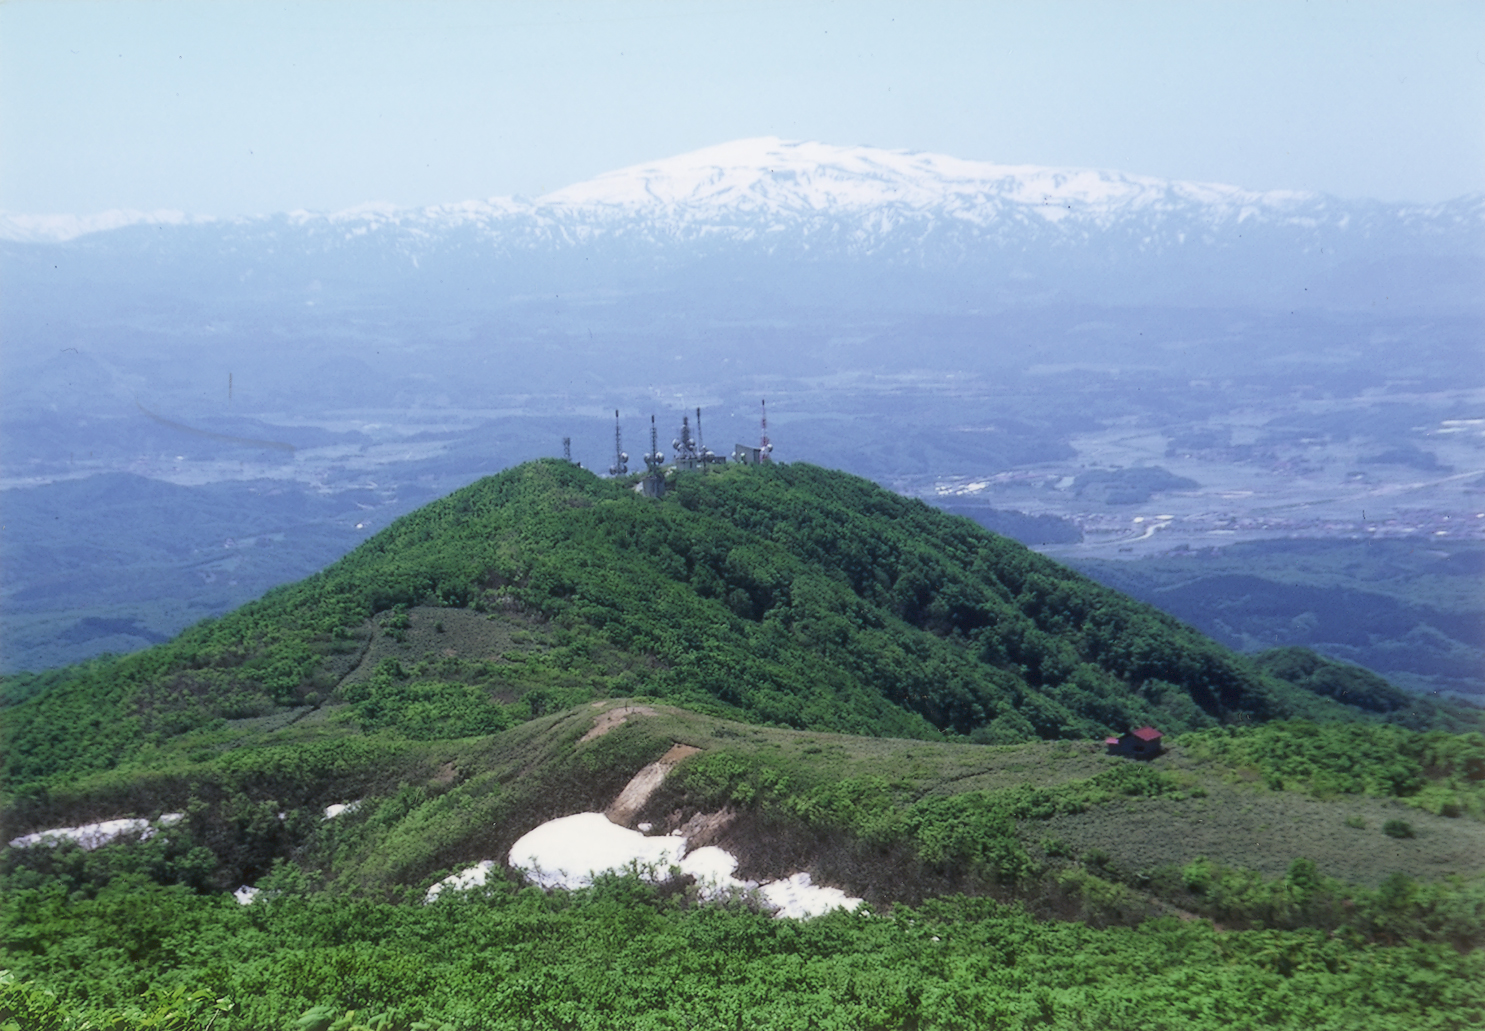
left=1104, top=726, right=1163, bottom=759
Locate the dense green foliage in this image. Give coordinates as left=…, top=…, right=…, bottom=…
left=11, top=460, right=1450, bottom=799
left=5, top=877, right=1485, bottom=1031
left=1181, top=722, right=1485, bottom=818
left=1255, top=647, right=1421, bottom=718
left=4, top=706, right=1485, bottom=1028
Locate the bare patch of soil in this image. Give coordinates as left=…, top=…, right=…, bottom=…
left=431, top=762, right=459, bottom=787
left=606, top=743, right=701, bottom=826
left=667, top=807, right=737, bottom=848
left=581, top=704, right=657, bottom=743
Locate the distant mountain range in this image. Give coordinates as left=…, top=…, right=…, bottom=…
left=5, top=138, right=1481, bottom=311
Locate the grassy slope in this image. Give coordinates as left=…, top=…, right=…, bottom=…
left=10, top=459, right=1468, bottom=804
left=5, top=699, right=1483, bottom=931
left=6, top=698, right=1485, bottom=1026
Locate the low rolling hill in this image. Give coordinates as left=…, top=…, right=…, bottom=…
left=8, top=458, right=1469, bottom=799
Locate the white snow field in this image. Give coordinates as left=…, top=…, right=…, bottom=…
left=505, top=812, right=863, bottom=918
left=425, top=859, right=497, bottom=903
left=507, top=813, right=688, bottom=890
left=761, top=873, right=864, bottom=920
left=8, top=813, right=183, bottom=851
left=678, top=845, right=756, bottom=899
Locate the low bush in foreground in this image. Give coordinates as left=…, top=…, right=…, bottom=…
left=4, top=878, right=1484, bottom=1031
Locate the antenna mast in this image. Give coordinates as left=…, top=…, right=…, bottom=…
left=673, top=413, right=699, bottom=470
left=695, top=406, right=718, bottom=469
left=645, top=415, right=664, bottom=472
left=641, top=414, right=667, bottom=497
left=608, top=410, right=628, bottom=476
left=760, top=399, right=772, bottom=457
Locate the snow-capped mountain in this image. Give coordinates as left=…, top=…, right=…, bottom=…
left=542, top=137, right=1321, bottom=222
left=3, top=138, right=1481, bottom=311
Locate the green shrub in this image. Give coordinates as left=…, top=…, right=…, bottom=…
left=1382, top=819, right=1414, bottom=839
left=1178, top=722, right=1485, bottom=818
left=1041, top=836, right=1074, bottom=858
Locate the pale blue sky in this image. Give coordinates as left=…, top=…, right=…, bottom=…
left=2, top=0, right=1481, bottom=215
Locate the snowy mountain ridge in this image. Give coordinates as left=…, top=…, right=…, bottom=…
left=3, top=138, right=1479, bottom=311
left=538, top=137, right=1323, bottom=223
left=0, top=208, right=215, bottom=244
left=5, top=137, right=1478, bottom=245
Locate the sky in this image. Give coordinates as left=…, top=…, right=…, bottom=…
left=2, top=0, right=1482, bottom=217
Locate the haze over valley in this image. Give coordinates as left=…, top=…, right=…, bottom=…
left=4, top=139, right=1482, bottom=700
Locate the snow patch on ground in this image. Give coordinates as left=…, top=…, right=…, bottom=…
left=762, top=873, right=864, bottom=919
left=8, top=813, right=184, bottom=851
left=509, top=813, right=687, bottom=889
left=425, top=860, right=496, bottom=902
left=506, top=812, right=862, bottom=918
left=677, top=845, right=756, bottom=898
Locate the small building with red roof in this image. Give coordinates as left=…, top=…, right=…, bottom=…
left=1104, top=726, right=1163, bottom=759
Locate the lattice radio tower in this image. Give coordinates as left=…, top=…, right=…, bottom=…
left=695, top=406, right=719, bottom=467
left=644, top=415, right=665, bottom=473
left=608, top=410, right=628, bottom=476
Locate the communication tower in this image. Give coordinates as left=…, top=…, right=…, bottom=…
left=672, top=414, right=700, bottom=471
left=694, top=406, right=723, bottom=468
left=644, top=415, right=666, bottom=473
left=562, top=436, right=572, bottom=463
left=608, top=410, right=628, bottom=477
left=641, top=415, right=667, bottom=497
left=732, top=398, right=775, bottom=466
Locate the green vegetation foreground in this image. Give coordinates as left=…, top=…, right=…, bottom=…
left=4, top=878, right=1484, bottom=1031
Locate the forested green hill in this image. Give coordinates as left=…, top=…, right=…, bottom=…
left=5, top=460, right=1485, bottom=1029
left=7, top=459, right=1467, bottom=799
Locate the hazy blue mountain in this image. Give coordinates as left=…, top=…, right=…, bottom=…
left=5, top=138, right=1481, bottom=317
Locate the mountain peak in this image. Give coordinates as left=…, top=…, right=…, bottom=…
left=536, top=137, right=1318, bottom=221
